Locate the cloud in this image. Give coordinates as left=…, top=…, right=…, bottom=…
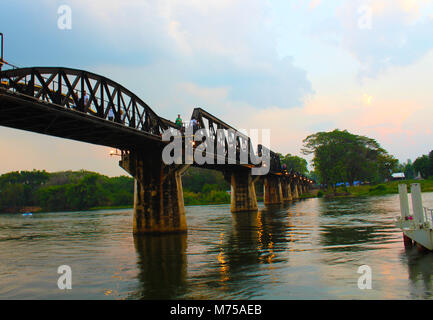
left=310, top=0, right=433, bottom=78
left=61, top=0, right=313, bottom=109
left=2, top=0, right=432, bottom=177
left=236, top=48, right=433, bottom=164
left=309, top=0, right=322, bottom=10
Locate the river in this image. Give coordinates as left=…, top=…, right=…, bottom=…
left=1, top=192, right=433, bottom=300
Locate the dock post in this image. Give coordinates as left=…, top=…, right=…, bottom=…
left=411, top=183, right=424, bottom=224
left=398, top=184, right=410, bottom=219
left=399, top=184, right=413, bottom=247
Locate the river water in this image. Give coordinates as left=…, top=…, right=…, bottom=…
left=1, top=193, right=433, bottom=300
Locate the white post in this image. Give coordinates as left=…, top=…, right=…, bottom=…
left=411, top=183, right=424, bottom=224
left=398, top=184, right=410, bottom=218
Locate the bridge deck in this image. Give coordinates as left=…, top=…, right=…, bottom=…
left=0, top=66, right=314, bottom=183
left=0, top=88, right=162, bottom=150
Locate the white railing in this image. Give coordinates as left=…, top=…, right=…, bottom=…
left=424, top=207, right=433, bottom=224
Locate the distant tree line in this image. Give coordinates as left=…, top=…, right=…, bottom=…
left=0, top=168, right=235, bottom=212
left=181, top=167, right=231, bottom=205
left=6, top=142, right=427, bottom=212
left=0, top=170, right=134, bottom=212
left=381, top=151, right=433, bottom=180
left=1, top=160, right=315, bottom=212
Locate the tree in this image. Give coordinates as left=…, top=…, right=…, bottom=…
left=302, top=129, right=396, bottom=191
left=429, top=150, right=433, bottom=178
left=182, top=167, right=229, bottom=193
left=279, top=154, right=309, bottom=175
left=413, top=151, right=433, bottom=179
left=398, top=159, right=415, bottom=180
left=0, top=170, right=134, bottom=212
left=375, top=153, right=398, bottom=182
left=0, top=184, right=27, bottom=209
left=0, top=170, right=49, bottom=209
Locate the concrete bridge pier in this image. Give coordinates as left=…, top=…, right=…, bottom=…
left=264, top=176, right=283, bottom=205
left=298, top=183, right=304, bottom=196
left=291, top=181, right=300, bottom=200
left=281, top=179, right=293, bottom=201
left=226, top=169, right=259, bottom=213
left=120, top=150, right=189, bottom=234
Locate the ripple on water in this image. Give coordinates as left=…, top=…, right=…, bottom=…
left=2, top=193, right=433, bottom=299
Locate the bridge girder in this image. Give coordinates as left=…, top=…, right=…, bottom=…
left=0, top=67, right=177, bottom=136
left=0, top=66, right=316, bottom=234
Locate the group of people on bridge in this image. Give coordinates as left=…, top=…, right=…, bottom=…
left=71, top=90, right=122, bottom=123
left=175, top=114, right=200, bottom=134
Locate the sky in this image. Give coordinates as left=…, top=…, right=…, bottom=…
left=1, top=0, right=433, bottom=176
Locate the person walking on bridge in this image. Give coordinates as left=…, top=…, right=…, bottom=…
left=175, top=114, right=183, bottom=128
left=84, top=90, right=89, bottom=108
left=108, top=108, right=114, bottom=121
left=175, top=114, right=184, bottom=133
left=190, top=117, right=199, bottom=134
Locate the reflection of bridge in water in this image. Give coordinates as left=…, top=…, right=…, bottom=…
left=0, top=67, right=314, bottom=234
left=132, top=205, right=290, bottom=299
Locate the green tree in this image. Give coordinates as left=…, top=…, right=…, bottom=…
left=414, top=155, right=430, bottom=179
left=395, top=159, right=415, bottom=180
left=413, top=151, right=433, bottom=179
left=403, top=160, right=415, bottom=180
left=0, top=184, right=27, bottom=208
left=64, top=174, right=103, bottom=210
left=0, top=170, right=134, bottom=213
left=279, top=154, right=309, bottom=174
left=182, top=167, right=229, bottom=193
left=37, top=185, right=69, bottom=211
left=302, top=129, right=396, bottom=191
left=375, top=153, right=398, bottom=182
left=202, top=184, right=221, bottom=194
left=429, top=151, right=433, bottom=178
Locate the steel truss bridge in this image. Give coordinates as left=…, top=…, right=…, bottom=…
left=0, top=66, right=314, bottom=233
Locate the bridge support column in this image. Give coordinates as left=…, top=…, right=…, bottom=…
left=298, top=183, right=304, bottom=196
left=291, top=182, right=299, bottom=200
left=264, top=176, right=283, bottom=205
left=227, top=170, right=258, bottom=213
left=281, top=180, right=293, bottom=201
left=120, top=151, right=189, bottom=234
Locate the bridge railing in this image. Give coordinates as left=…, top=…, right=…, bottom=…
left=0, top=67, right=178, bottom=136
left=0, top=67, right=315, bottom=183
left=423, top=207, right=433, bottom=224
left=187, top=108, right=315, bottom=182
left=190, top=107, right=262, bottom=165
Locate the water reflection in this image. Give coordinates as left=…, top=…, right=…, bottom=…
left=3, top=193, right=433, bottom=299
left=193, top=206, right=291, bottom=298
left=319, top=225, right=381, bottom=251
left=230, top=207, right=288, bottom=265
left=404, top=248, right=433, bottom=299
left=318, top=196, right=397, bottom=252
left=131, top=233, right=187, bottom=300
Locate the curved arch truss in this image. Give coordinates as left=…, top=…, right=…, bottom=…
left=0, top=67, right=175, bottom=136
left=191, top=107, right=258, bottom=165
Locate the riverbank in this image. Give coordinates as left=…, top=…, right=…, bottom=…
left=326, top=179, right=433, bottom=198
left=5, top=180, right=430, bottom=214
left=0, top=206, right=43, bottom=214
left=0, top=205, right=134, bottom=214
